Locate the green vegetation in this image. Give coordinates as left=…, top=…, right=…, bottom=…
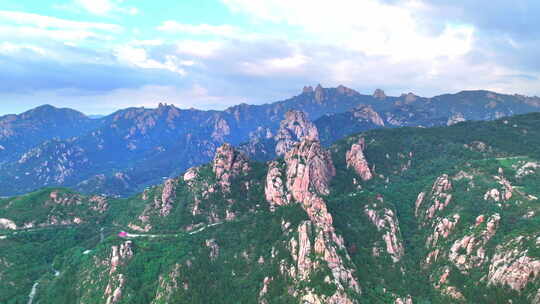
left=2, top=113, right=540, bottom=303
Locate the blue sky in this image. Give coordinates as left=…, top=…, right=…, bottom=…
left=0, top=0, right=539, bottom=115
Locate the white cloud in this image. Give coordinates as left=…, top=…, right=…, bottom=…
left=73, top=0, right=139, bottom=16
left=175, top=40, right=222, bottom=58
left=158, top=21, right=241, bottom=37
left=240, top=53, right=309, bottom=76
left=115, top=46, right=188, bottom=75
left=0, top=11, right=121, bottom=44
left=0, top=42, right=47, bottom=55
left=0, top=10, right=121, bottom=32
left=221, top=0, right=474, bottom=61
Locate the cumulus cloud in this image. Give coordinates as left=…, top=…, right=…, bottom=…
left=1, top=1, right=540, bottom=115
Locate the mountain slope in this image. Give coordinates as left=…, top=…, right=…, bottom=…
left=1, top=87, right=540, bottom=197
left=0, top=105, right=101, bottom=164
left=2, top=112, right=540, bottom=303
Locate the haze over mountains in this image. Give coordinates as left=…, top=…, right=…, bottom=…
left=1, top=85, right=540, bottom=197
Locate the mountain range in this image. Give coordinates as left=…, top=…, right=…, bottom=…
left=1, top=85, right=540, bottom=198
left=1, top=111, right=540, bottom=303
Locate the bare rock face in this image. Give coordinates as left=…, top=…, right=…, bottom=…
left=288, top=220, right=359, bottom=304
left=484, top=170, right=514, bottom=202
left=314, top=84, right=325, bottom=104
left=403, top=92, right=418, bottom=103
left=351, top=105, right=385, bottom=127
left=488, top=236, right=540, bottom=291
left=265, top=161, right=292, bottom=211
left=275, top=110, right=319, bottom=156
left=447, top=112, right=466, bottom=126
left=515, top=161, right=540, bottom=178
left=415, top=174, right=453, bottom=222
left=213, top=143, right=250, bottom=192
left=153, top=263, right=183, bottom=304
left=183, top=167, right=199, bottom=183
left=285, top=140, right=336, bottom=203
left=395, top=295, right=413, bottom=304
left=211, top=117, right=231, bottom=142
left=277, top=139, right=359, bottom=302
left=373, top=89, right=387, bottom=100
left=153, top=178, right=176, bottom=217
left=364, top=201, right=404, bottom=262
left=0, top=218, right=17, bottom=230
left=346, top=138, right=373, bottom=181
left=448, top=214, right=501, bottom=271
left=205, top=239, right=220, bottom=260
left=89, top=195, right=109, bottom=213
left=258, top=276, right=273, bottom=304
left=336, top=85, right=359, bottom=96
left=105, top=241, right=133, bottom=304
left=426, top=214, right=460, bottom=248
left=303, top=86, right=314, bottom=94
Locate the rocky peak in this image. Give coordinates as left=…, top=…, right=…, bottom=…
left=488, top=236, right=540, bottom=291
left=265, top=161, right=292, bottom=211
left=336, top=85, right=359, bottom=96
left=447, top=112, right=466, bottom=126
left=280, top=139, right=360, bottom=301
left=285, top=139, right=336, bottom=202
left=302, top=86, right=314, bottom=94
left=211, top=117, right=231, bottom=142
left=415, top=174, right=453, bottom=221
left=212, top=143, right=250, bottom=192
left=364, top=200, right=404, bottom=262
left=314, top=84, right=325, bottom=104
left=351, top=105, right=385, bottom=127
left=402, top=92, right=418, bottom=103
left=157, top=178, right=176, bottom=217
left=346, top=137, right=373, bottom=181
left=275, top=110, right=319, bottom=156
left=105, top=240, right=133, bottom=304
left=373, top=89, right=387, bottom=100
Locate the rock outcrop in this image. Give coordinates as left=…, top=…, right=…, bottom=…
left=303, top=86, right=314, bottom=94
left=0, top=218, right=16, bottom=230
left=448, top=214, right=500, bottom=271
left=484, top=169, right=514, bottom=202
left=274, top=139, right=359, bottom=303
left=275, top=110, right=319, bottom=156
left=336, top=85, right=359, bottom=96
left=351, top=105, right=385, bottom=127
left=488, top=236, right=540, bottom=292
left=213, top=144, right=250, bottom=192
left=415, top=174, right=453, bottom=222
left=426, top=214, right=460, bottom=248
left=105, top=241, right=133, bottom=304
left=154, top=178, right=177, bottom=217
left=447, top=112, right=466, bottom=126
left=183, top=167, right=199, bottom=183
left=373, top=89, right=387, bottom=100
left=265, top=161, right=292, bottom=211
left=285, top=140, right=335, bottom=203
left=364, top=200, right=404, bottom=262
left=314, top=84, right=325, bottom=104
left=205, top=239, right=220, bottom=260
left=346, top=138, right=373, bottom=181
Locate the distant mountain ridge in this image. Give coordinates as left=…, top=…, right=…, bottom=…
left=1, top=86, right=539, bottom=196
